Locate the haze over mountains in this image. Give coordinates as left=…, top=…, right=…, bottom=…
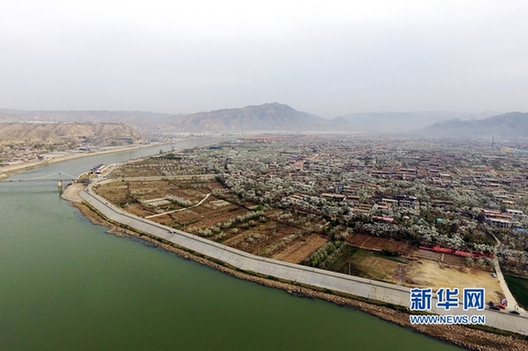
left=1, top=104, right=525, bottom=139
left=334, top=111, right=500, bottom=133
left=417, top=112, right=528, bottom=139
left=0, top=109, right=179, bottom=132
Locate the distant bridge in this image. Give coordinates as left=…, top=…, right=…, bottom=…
left=0, top=171, right=77, bottom=183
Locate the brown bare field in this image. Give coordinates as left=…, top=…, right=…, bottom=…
left=125, top=203, right=157, bottom=218
left=356, top=255, right=403, bottom=283
left=189, top=199, right=247, bottom=229
left=405, top=260, right=504, bottom=303
left=96, top=178, right=329, bottom=264
left=412, top=249, right=467, bottom=266
left=223, top=222, right=300, bottom=255
left=272, top=235, right=328, bottom=263
left=347, top=233, right=414, bottom=255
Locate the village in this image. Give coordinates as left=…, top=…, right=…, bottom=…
left=92, top=135, right=528, bottom=307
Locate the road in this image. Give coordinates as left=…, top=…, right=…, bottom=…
left=490, top=233, right=526, bottom=313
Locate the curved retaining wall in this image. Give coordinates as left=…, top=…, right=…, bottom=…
left=80, top=185, right=528, bottom=336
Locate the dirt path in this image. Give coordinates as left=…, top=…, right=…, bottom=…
left=61, top=183, right=85, bottom=202
left=145, top=193, right=211, bottom=219
left=489, top=233, right=525, bottom=312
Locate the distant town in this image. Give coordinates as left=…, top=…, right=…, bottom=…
left=0, top=122, right=147, bottom=168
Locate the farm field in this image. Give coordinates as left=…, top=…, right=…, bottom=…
left=271, top=235, right=328, bottom=263
left=93, top=154, right=507, bottom=303
left=346, top=233, right=414, bottom=256
left=327, top=246, right=404, bottom=283
left=96, top=175, right=328, bottom=264
left=406, top=260, right=503, bottom=303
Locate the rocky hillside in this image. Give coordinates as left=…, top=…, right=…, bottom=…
left=2, top=105, right=519, bottom=136
left=170, top=103, right=330, bottom=132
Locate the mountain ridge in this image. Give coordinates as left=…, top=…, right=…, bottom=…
left=170, top=102, right=329, bottom=132
left=416, top=112, right=528, bottom=139
left=331, top=111, right=499, bottom=133
left=1, top=105, right=524, bottom=136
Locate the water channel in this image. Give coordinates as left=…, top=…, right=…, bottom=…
left=0, top=139, right=462, bottom=350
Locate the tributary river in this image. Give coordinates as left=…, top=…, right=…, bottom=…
left=0, top=139, right=462, bottom=350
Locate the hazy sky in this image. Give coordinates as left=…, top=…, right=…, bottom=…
left=1, top=1, right=527, bottom=117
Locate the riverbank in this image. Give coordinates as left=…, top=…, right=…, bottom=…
left=0, top=142, right=173, bottom=180
left=70, top=197, right=528, bottom=351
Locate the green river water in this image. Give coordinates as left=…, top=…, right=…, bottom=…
left=0, top=140, right=462, bottom=350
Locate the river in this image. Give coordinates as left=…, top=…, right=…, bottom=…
left=0, top=139, right=462, bottom=350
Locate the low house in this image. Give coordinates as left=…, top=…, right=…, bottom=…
left=506, top=209, right=524, bottom=218
left=488, top=218, right=512, bottom=229
left=321, top=193, right=346, bottom=202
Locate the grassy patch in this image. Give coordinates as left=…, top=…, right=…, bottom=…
left=325, top=246, right=402, bottom=283
left=505, top=275, right=528, bottom=309
left=326, top=245, right=359, bottom=273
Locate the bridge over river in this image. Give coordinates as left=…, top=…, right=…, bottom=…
left=0, top=171, right=77, bottom=183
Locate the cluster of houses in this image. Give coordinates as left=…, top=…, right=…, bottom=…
left=269, top=139, right=528, bottom=233
left=483, top=209, right=526, bottom=229
left=124, top=138, right=528, bottom=237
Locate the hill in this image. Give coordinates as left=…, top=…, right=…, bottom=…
left=417, top=112, right=528, bottom=139
left=169, top=103, right=330, bottom=132
left=0, top=109, right=180, bottom=132
left=332, top=111, right=498, bottom=133
left=0, top=122, right=142, bottom=146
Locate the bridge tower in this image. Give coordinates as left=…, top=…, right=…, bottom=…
left=57, top=172, right=63, bottom=194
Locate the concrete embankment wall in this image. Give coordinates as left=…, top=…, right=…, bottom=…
left=79, top=187, right=528, bottom=336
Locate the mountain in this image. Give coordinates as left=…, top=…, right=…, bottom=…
left=332, top=111, right=499, bottom=133
left=0, top=105, right=330, bottom=133
left=169, top=103, right=329, bottom=132
left=417, top=112, right=528, bottom=139
left=2, top=105, right=512, bottom=135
